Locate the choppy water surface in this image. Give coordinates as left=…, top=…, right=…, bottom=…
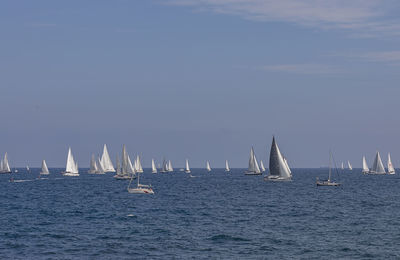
left=1, top=168, right=399, bottom=259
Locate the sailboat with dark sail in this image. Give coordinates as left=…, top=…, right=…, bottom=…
left=264, top=137, right=292, bottom=181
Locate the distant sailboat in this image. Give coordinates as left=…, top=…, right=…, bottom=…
left=225, top=160, right=230, bottom=172
left=362, top=156, right=369, bottom=174
left=388, top=153, right=395, bottom=175
left=167, top=160, right=173, bottom=172
left=40, top=160, right=50, bottom=175
left=62, top=147, right=79, bottom=176
left=151, top=159, right=157, bottom=174
left=100, top=144, right=115, bottom=173
left=160, top=158, right=168, bottom=173
left=96, top=157, right=105, bottom=174
left=206, top=161, right=211, bottom=172
left=265, top=137, right=292, bottom=181
left=135, top=155, right=144, bottom=173
left=88, top=154, right=98, bottom=174
left=341, top=162, right=344, bottom=170
left=245, top=147, right=261, bottom=175
left=0, top=152, right=11, bottom=173
left=316, top=151, right=341, bottom=186
left=347, top=161, right=353, bottom=171
left=185, top=159, right=191, bottom=173
left=260, top=160, right=266, bottom=173
left=26, top=165, right=30, bottom=173
left=115, top=145, right=135, bottom=180
left=369, top=151, right=386, bottom=174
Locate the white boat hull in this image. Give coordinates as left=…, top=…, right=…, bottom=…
left=316, top=180, right=341, bottom=186
left=114, top=175, right=133, bottom=180
left=264, top=175, right=291, bottom=181
left=62, top=172, right=79, bottom=176
left=245, top=171, right=262, bottom=175
left=127, top=187, right=154, bottom=194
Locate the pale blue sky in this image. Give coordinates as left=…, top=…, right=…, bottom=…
left=1, top=0, right=400, bottom=168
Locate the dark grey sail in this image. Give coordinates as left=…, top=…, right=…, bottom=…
left=267, top=136, right=291, bottom=180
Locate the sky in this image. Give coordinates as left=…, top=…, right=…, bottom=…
left=1, top=0, right=400, bottom=168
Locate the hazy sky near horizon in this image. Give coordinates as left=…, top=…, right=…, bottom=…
left=1, top=0, right=400, bottom=168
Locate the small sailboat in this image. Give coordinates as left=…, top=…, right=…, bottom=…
left=206, top=161, right=211, bottom=172
left=362, top=156, right=369, bottom=174
left=260, top=160, right=266, bottom=173
left=160, top=158, right=168, bottom=173
left=88, top=154, right=98, bottom=174
left=265, top=136, right=292, bottom=181
left=26, top=165, right=31, bottom=173
left=185, top=159, right=191, bottom=173
left=0, top=152, right=12, bottom=173
left=225, top=160, right=230, bottom=172
left=341, top=162, right=344, bottom=170
left=369, top=151, right=386, bottom=174
left=347, top=161, right=353, bottom=171
left=40, top=160, right=50, bottom=175
left=151, top=159, right=157, bottom=174
left=245, top=147, right=262, bottom=175
left=388, top=153, right=395, bottom=175
left=62, top=147, right=79, bottom=176
left=167, top=160, right=174, bottom=172
left=135, top=155, right=144, bottom=173
left=96, top=157, right=105, bottom=174
left=100, top=144, right=115, bottom=173
left=316, top=151, right=341, bottom=186
left=127, top=167, right=154, bottom=194
left=114, top=145, right=135, bottom=179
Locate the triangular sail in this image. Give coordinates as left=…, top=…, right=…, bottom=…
left=185, top=159, right=191, bottom=173
left=100, top=144, right=115, bottom=172
left=260, top=160, right=266, bottom=172
left=151, top=159, right=157, bottom=173
left=347, top=161, right=353, bottom=170
left=167, top=160, right=173, bottom=172
left=362, top=156, right=369, bottom=173
left=97, top=157, right=105, bottom=174
left=248, top=147, right=261, bottom=173
left=388, top=153, right=395, bottom=174
left=127, top=155, right=136, bottom=176
left=40, top=160, right=50, bottom=175
left=3, top=153, right=10, bottom=173
left=206, top=161, right=211, bottom=172
left=370, top=151, right=386, bottom=174
left=66, top=147, right=78, bottom=173
left=135, top=155, right=143, bottom=173
left=341, top=162, right=344, bottom=170
left=225, top=160, right=230, bottom=172
left=161, top=159, right=168, bottom=172
left=268, top=137, right=291, bottom=179
left=89, top=154, right=98, bottom=173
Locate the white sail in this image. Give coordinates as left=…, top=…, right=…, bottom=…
left=185, top=159, right=191, bottom=173
left=135, top=155, right=143, bottom=173
left=161, top=159, right=168, bottom=173
left=167, top=160, right=173, bottom=172
left=127, top=154, right=136, bottom=176
left=283, top=157, right=292, bottom=174
left=96, top=157, right=104, bottom=174
left=267, top=136, right=291, bottom=180
left=388, top=153, right=395, bottom=174
left=40, top=159, right=50, bottom=175
left=362, top=156, right=369, bottom=173
left=88, top=154, right=98, bottom=174
left=206, top=161, right=211, bottom=172
left=1, top=152, right=11, bottom=173
left=370, top=151, right=386, bottom=174
left=260, top=160, right=266, bottom=172
left=100, top=144, right=115, bottom=172
left=65, top=147, right=79, bottom=175
left=347, top=161, right=353, bottom=170
left=341, top=162, right=344, bottom=170
left=151, top=159, right=157, bottom=173
left=225, top=160, right=230, bottom=172
left=247, top=147, right=261, bottom=174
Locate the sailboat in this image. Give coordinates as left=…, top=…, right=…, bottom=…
left=388, top=153, right=395, bottom=175
left=185, top=159, right=191, bottom=173
left=260, top=160, right=266, bottom=173
left=362, top=156, right=369, bottom=174
left=114, top=145, right=135, bottom=179
left=96, top=157, right=105, bottom=174
left=151, top=159, right=157, bottom=173
left=100, top=144, right=115, bottom=173
left=88, top=154, right=98, bottom=174
left=264, top=136, right=292, bottom=181
left=167, top=160, right=173, bottom=172
left=0, top=152, right=11, bottom=173
left=135, top=155, right=144, bottom=173
left=206, top=161, right=211, bottom=172
left=40, top=160, right=50, bottom=175
left=62, top=147, right=79, bottom=176
left=127, top=166, right=154, bottom=194
left=347, top=161, right=353, bottom=171
left=160, top=158, right=168, bottom=173
left=245, top=147, right=262, bottom=175
left=316, top=151, right=341, bottom=186
left=341, top=162, right=344, bottom=170
left=225, top=160, right=230, bottom=172
left=26, top=165, right=30, bottom=173
left=369, top=151, right=386, bottom=174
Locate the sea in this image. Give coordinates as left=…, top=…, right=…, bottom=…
left=1, top=168, right=399, bottom=259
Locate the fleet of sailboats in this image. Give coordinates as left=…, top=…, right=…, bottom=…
left=265, top=137, right=292, bottom=181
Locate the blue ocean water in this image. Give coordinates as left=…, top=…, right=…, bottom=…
left=1, top=168, right=400, bottom=259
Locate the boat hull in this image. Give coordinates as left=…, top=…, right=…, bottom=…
left=127, top=188, right=154, bottom=194
left=264, top=175, right=291, bottom=181
left=114, top=175, right=133, bottom=180
left=316, top=181, right=341, bottom=186
left=61, top=172, right=79, bottom=176
left=245, top=171, right=262, bottom=175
